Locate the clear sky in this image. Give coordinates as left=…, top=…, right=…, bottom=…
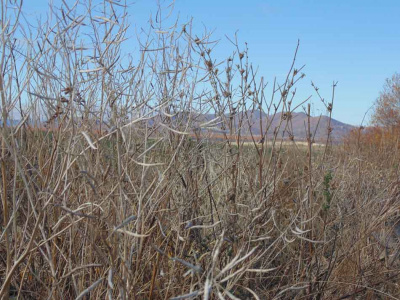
left=23, top=0, right=400, bottom=126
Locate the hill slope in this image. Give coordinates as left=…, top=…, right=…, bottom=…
left=196, top=111, right=354, bottom=141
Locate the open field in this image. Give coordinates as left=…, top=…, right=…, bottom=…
left=1, top=1, right=400, bottom=299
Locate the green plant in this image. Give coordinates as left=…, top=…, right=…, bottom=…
left=322, top=170, right=333, bottom=210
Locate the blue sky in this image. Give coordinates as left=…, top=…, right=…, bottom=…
left=24, top=0, right=400, bottom=125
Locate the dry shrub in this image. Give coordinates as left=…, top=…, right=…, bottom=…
left=344, top=126, right=400, bottom=151
left=0, top=1, right=400, bottom=300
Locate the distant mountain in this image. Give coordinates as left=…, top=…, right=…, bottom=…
left=2, top=110, right=354, bottom=142
left=0, top=119, right=20, bottom=126
left=249, top=111, right=354, bottom=141
left=188, top=111, right=354, bottom=142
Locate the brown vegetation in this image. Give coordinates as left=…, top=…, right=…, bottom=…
left=1, top=1, right=400, bottom=300
left=372, top=73, right=400, bottom=128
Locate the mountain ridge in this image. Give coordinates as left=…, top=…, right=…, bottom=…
left=192, top=111, right=354, bottom=141
left=1, top=111, right=354, bottom=141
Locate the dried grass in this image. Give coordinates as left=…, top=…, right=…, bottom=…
left=0, top=1, right=399, bottom=299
